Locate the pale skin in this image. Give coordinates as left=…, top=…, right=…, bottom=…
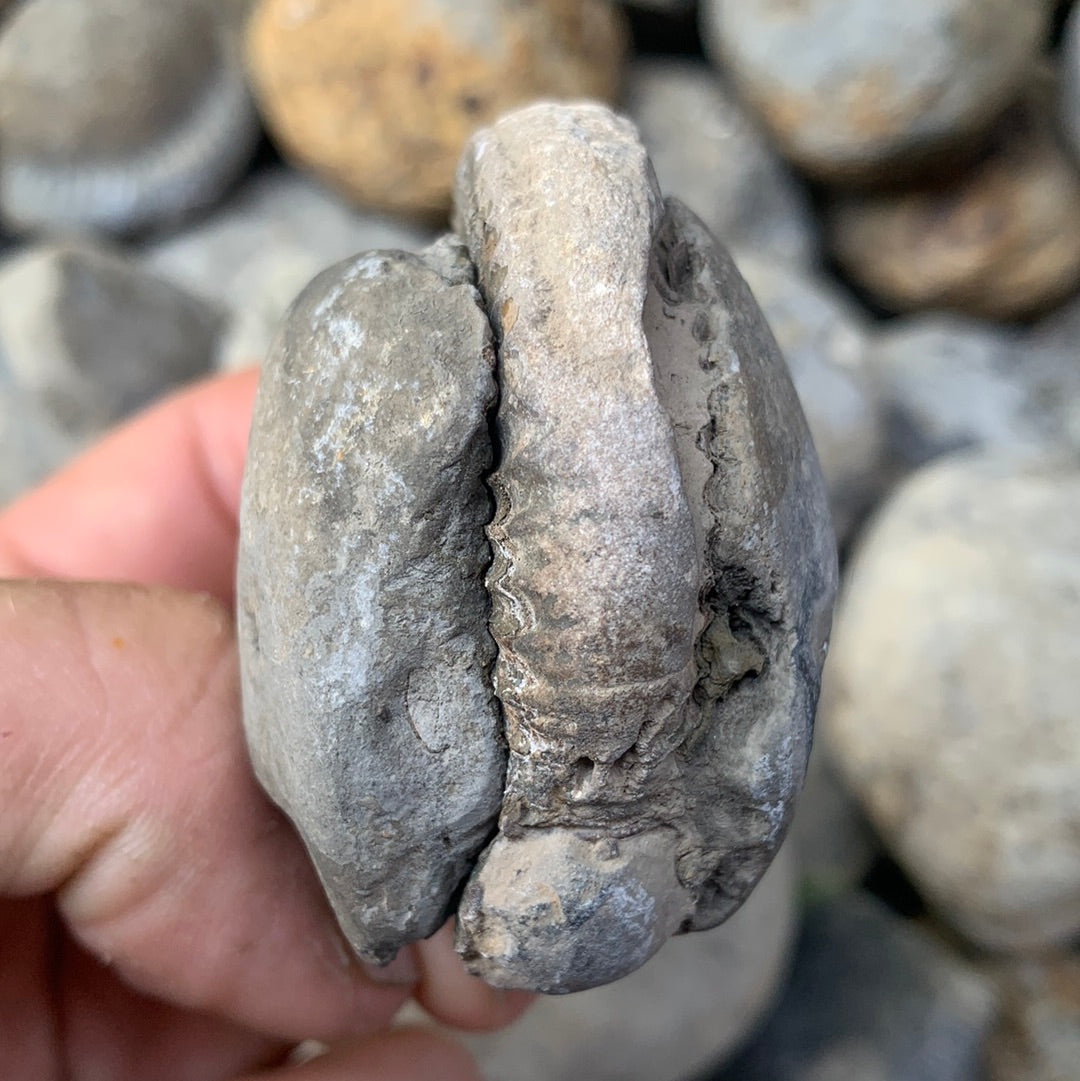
left=0, top=368, right=531, bottom=1081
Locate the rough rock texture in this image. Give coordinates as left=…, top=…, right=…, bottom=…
left=734, top=251, right=885, bottom=543
left=826, top=90, right=1080, bottom=320
left=144, top=167, right=431, bottom=370
left=711, top=893, right=997, bottom=1081
left=822, top=453, right=1080, bottom=952
left=236, top=240, right=506, bottom=962
left=624, top=59, right=817, bottom=265
left=701, top=0, right=1052, bottom=182
left=244, top=0, right=628, bottom=219
left=0, top=0, right=259, bottom=234
left=460, top=846, right=798, bottom=1081
left=0, top=242, right=221, bottom=441
left=864, top=314, right=1080, bottom=471
left=452, top=103, right=836, bottom=991
left=986, top=958, right=1080, bottom=1081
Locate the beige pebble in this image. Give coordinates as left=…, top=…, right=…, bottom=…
left=244, top=0, right=627, bottom=219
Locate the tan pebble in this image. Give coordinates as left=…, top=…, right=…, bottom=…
left=244, top=0, right=628, bottom=219
left=825, top=87, right=1080, bottom=320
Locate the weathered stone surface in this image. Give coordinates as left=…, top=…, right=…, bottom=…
left=0, top=242, right=221, bottom=440
left=711, top=893, right=997, bottom=1081
left=143, top=167, right=432, bottom=370
left=236, top=240, right=505, bottom=962
left=701, top=0, right=1052, bottom=182
left=822, top=453, right=1080, bottom=952
left=461, top=845, right=798, bottom=1081
left=245, top=0, right=628, bottom=219
left=624, top=59, right=817, bottom=265
left=826, top=90, right=1080, bottom=320
left=734, top=251, right=885, bottom=542
left=986, top=958, right=1080, bottom=1081
left=864, top=314, right=1080, bottom=470
left=452, top=103, right=836, bottom=991
left=0, top=0, right=259, bottom=234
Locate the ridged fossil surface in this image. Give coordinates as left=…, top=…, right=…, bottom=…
left=0, top=0, right=259, bottom=235
left=238, top=103, right=837, bottom=993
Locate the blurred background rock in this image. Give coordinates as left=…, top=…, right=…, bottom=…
left=2, top=0, right=1079, bottom=1077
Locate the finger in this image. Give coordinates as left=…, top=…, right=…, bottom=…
left=0, top=579, right=416, bottom=1045
left=0, top=368, right=257, bottom=604
left=414, top=923, right=534, bottom=1033
left=58, top=937, right=290, bottom=1081
left=237, top=1028, right=482, bottom=1081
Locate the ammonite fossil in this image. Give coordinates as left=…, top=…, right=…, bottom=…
left=237, top=103, right=837, bottom=994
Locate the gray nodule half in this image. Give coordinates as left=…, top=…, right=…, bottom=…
left=237, top=239, right=505, bottom=963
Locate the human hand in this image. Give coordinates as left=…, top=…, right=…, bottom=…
left=0, top=369, right=531, bottom=1081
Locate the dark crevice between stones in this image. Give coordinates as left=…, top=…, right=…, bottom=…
left=862, top=854, right=928, bottom=920
left=626, top=4, right=704, bottom=59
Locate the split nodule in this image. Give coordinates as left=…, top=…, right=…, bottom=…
left=237, top=103, right=837, bottom=994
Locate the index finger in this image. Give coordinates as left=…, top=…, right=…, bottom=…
left=0, top=368, right=258, bottom=604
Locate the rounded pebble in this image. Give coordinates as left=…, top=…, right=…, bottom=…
left=244, top=0, right=628, bottom=219
left=0, top=0, right=259, bottom=234
left=822, top=452, right=1080, bottom=952
left=701, top=0, right=1052, bottom=182
left=826, top=88, right=1080, bottom=319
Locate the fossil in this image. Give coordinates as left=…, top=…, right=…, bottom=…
left=237, top=103, right=837, bottom=993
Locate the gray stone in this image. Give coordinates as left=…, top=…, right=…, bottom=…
left=1062, top=4, right=1080, bottom=165
left=623, top=59, right=817, bottom=266
left=0, top=386, right=77, bottom=507
left=0, top=0, right=260, bottom=235
left=236, top=240, right=505, bottom=963
left=734, top=251, right=885, bottom=543
left=787, top=745, right=879, bottom=901
left=0, top=242, right=222, bottom=440
left=701, top=0, right=1052, bottom=182
left=711, top=893, right=997, bottom=1081
left=824, top=87, right=1080, bottom=320
left=821, top=453, right=1080, bottom=952
left=986, top=958, right=1080, bottom=1081
left=238, top=103, right=837, bottom=991
left=462, top=845, right=798, bottom=1081
left=864, top=314, right=1080, bottom=471
left=143, top=167, right=433, bottom=370
left=452, top=103, right=836, bottom=992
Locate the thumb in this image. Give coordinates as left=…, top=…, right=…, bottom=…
left=0, top=578, right=413, bottom=1044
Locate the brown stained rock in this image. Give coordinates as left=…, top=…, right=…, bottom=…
left=236, top=239, right=505, bottom=962
left=701, top=0, right=1052, bottom=184
left=987, top=958, right=1080, bottom=1081
left=825, top=90, right=1080, bottom=320
left=244, top=0, right=628, bottom=220
left=451, top=103, right=835, bottom=991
